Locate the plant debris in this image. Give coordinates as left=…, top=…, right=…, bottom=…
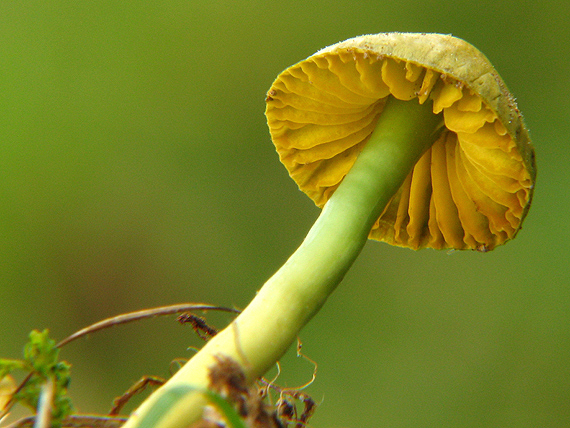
left=192, top=355, right=317, bottom=428
left=1, top=304, right=317, bottom=428
left=178, top=313, right=219, bottom=341
left=109, top=376, right=166, bottom=416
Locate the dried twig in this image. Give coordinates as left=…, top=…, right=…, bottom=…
left=5, top=415, right=128, bottom=428
left=109, top=376, right=165, bottom=416
left=57, top=304, right=240, bottom=348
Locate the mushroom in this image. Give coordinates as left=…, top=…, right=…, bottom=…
left=124, top=33, right=535, bottom=428
left=266, top=32, right=535, bottom=251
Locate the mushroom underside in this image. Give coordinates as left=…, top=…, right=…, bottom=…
left=266, top=48, right=534, bottom=251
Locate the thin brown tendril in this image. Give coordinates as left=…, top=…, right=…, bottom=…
left=57, top=304, right=240, bottom=347
left=5, top=415, right=128, bottom=428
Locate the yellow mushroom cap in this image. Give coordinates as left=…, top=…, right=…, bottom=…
left=265, top=33, right=536, bottom=251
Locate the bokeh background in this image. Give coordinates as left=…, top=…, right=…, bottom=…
left=1, top=1, right=568, bottom=427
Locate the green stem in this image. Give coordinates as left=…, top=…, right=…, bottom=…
left=123, top=97, right=442, bottom=428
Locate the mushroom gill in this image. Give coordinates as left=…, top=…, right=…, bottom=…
left=266, top=44, right=534, bottom=251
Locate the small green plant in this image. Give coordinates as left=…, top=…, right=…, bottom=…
left=0, top=330, right=74, bottom=428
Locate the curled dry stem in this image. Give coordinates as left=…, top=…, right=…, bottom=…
left=57, top=304, right=240, bottom=348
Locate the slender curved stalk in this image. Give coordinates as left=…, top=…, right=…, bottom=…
left=56, top=304, right=240, bottom=348
left=123, top=97, right=442, bottom=428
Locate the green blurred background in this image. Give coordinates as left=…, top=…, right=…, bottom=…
left=1, top=1, right=568, bottom=427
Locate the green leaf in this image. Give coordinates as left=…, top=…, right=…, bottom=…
left=137, top=385, right=247, bottom=428
left=3, top=330, right=74, bottom=428
left=0, top=358, right=27, bottom=378
left=24, top=330, right=60, bottom=376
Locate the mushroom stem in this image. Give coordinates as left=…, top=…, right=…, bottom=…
left=123, top=97, right=443, bottom=428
